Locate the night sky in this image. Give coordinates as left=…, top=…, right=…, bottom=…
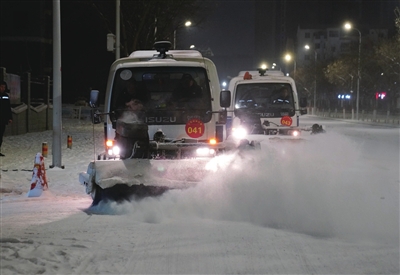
left=183, top=0, right=398, bottom=82
left=1, top=0, right=398, bottom=103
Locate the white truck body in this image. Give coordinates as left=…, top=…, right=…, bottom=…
left=102, top=50, right=226, bottom=147
left=79, top=42, right=234, bottom=204
left=225, top=70, right=308, bottom=145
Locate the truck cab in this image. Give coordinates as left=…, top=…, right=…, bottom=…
left=226, top=69, right=307, bottom=142
left=96, top=41, right=232, bottom=160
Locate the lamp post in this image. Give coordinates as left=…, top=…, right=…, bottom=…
left=344, top=22, right=361, bottom=120
left=173, top=20, right=192, bottom=49
left=272, top=63, right=282, bottom=71
left=284, top=54, right=296, bottom=80
left=305, top=45, right=317, bottom=115
left=349, top=74, right=354, bottom=119
left=115, top=0, right=120, bottom=59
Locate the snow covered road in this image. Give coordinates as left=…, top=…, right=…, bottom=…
left=1, top=116, right=399, bottom=274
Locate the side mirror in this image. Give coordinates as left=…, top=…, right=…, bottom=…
left=89, top=90, right=99, bottom=108
left=299, top=97, right=307, bottom=108
left=220, top=90, right=231, bottom=108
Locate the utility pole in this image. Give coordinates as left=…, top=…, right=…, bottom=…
left=116, top=0, right=120, bottom=59
left=51, top=0, right=63, bottom=168
left=344, top=23, right=361, bottom=120
left=313, top=50, right=317, bottom=114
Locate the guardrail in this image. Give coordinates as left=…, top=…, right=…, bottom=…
left=308, top=107, right=400, bottom=125
left=62, top=104, right=95, bottom=120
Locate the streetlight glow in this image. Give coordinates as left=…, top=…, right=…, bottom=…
left=174, top=20, right=192, bottom=49
left=284, top=54, right=296, bottom=80
left=304, top=44, right=318, bottom=114
left=343, top=21, right=362, bottom=120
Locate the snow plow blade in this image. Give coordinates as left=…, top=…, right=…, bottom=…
left=88, top=184, right=169, bottom=206
left=80, top=158, right=213, bottom=205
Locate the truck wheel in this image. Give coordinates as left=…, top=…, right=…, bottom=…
left=249, top=140, right=261, bottom=150
left=91, top=184, right=103, bottom=206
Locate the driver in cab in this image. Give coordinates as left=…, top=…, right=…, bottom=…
left=116, top=78, right=147, bottom=121
left=174, top=74, right=202, bottom=101
left=273, top=87, right=291, bottom=104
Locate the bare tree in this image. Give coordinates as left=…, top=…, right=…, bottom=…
left=86, top=0, right=215, bottom=56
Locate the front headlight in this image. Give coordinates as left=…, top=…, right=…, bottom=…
left=196, top=147, right=216, bottom=157
left=289, top=130, right=300, bottom=137
left=112, top=146, right=120, bottom=155
left=232, top=127, right=248, bottom=139
left=108, top=145, right=120, bottom=156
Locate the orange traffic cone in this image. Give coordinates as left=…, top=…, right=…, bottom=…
left=27, top=153, right=49, bottom=197
left=67, top=135, right=72, bottom=149
left=42, top=142, right=48, bottom=157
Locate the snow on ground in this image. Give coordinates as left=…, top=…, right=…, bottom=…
left=0, top=116, right=399, bottom=274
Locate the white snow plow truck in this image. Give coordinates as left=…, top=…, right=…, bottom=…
left=225, top=69, right=323, bottom=148
left=79, top=41, right=236, bottom=205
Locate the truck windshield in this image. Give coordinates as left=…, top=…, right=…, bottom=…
left=110, top=67, right=212, bottom=125
left=234, top=83, right=295, bottom=117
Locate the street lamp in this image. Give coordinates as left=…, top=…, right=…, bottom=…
left=344, top=22, right=361, bottom=120
left=173, top=20, right=192, bottom=49
left=272, top=63, right=282, bottom=71
left=305, top=44, right=317, bottom=115
left=284, top=54, right=296, bottom=80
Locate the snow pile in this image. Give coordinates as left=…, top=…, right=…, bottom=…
left=1, top=116, right=398, bottom=274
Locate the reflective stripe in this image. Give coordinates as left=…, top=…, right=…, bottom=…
left=0, top=95, right=10, bottom=100
left=275, top=98, right=289, bottom=104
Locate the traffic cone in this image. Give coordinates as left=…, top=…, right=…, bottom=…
left=27, top=153, right=49, bottom=197
left=67, top=135, right=72, bottom=149
left=42, top=142, right=48, bottom=157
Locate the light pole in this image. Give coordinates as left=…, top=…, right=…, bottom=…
left=305, top=45, right=317, bottom=114
left=272, top=63, right=282, bottom=71
left=344, top=22, right=361, bottom=120
left=116, top=0, right=120, bottom=59
left=349, top=74, right=354, bottom=118
left=284, top=54, right=296, bottom=80
left=173, top=20, right=192, bottom=49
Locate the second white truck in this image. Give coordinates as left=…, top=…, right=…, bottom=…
left=225, top=68, right=310, bottom=147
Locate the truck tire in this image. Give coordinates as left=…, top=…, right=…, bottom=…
left=91, top=184, right=103, bottom=206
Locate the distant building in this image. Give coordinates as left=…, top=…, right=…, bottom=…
left=295, top=26, right=389, bottom=66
